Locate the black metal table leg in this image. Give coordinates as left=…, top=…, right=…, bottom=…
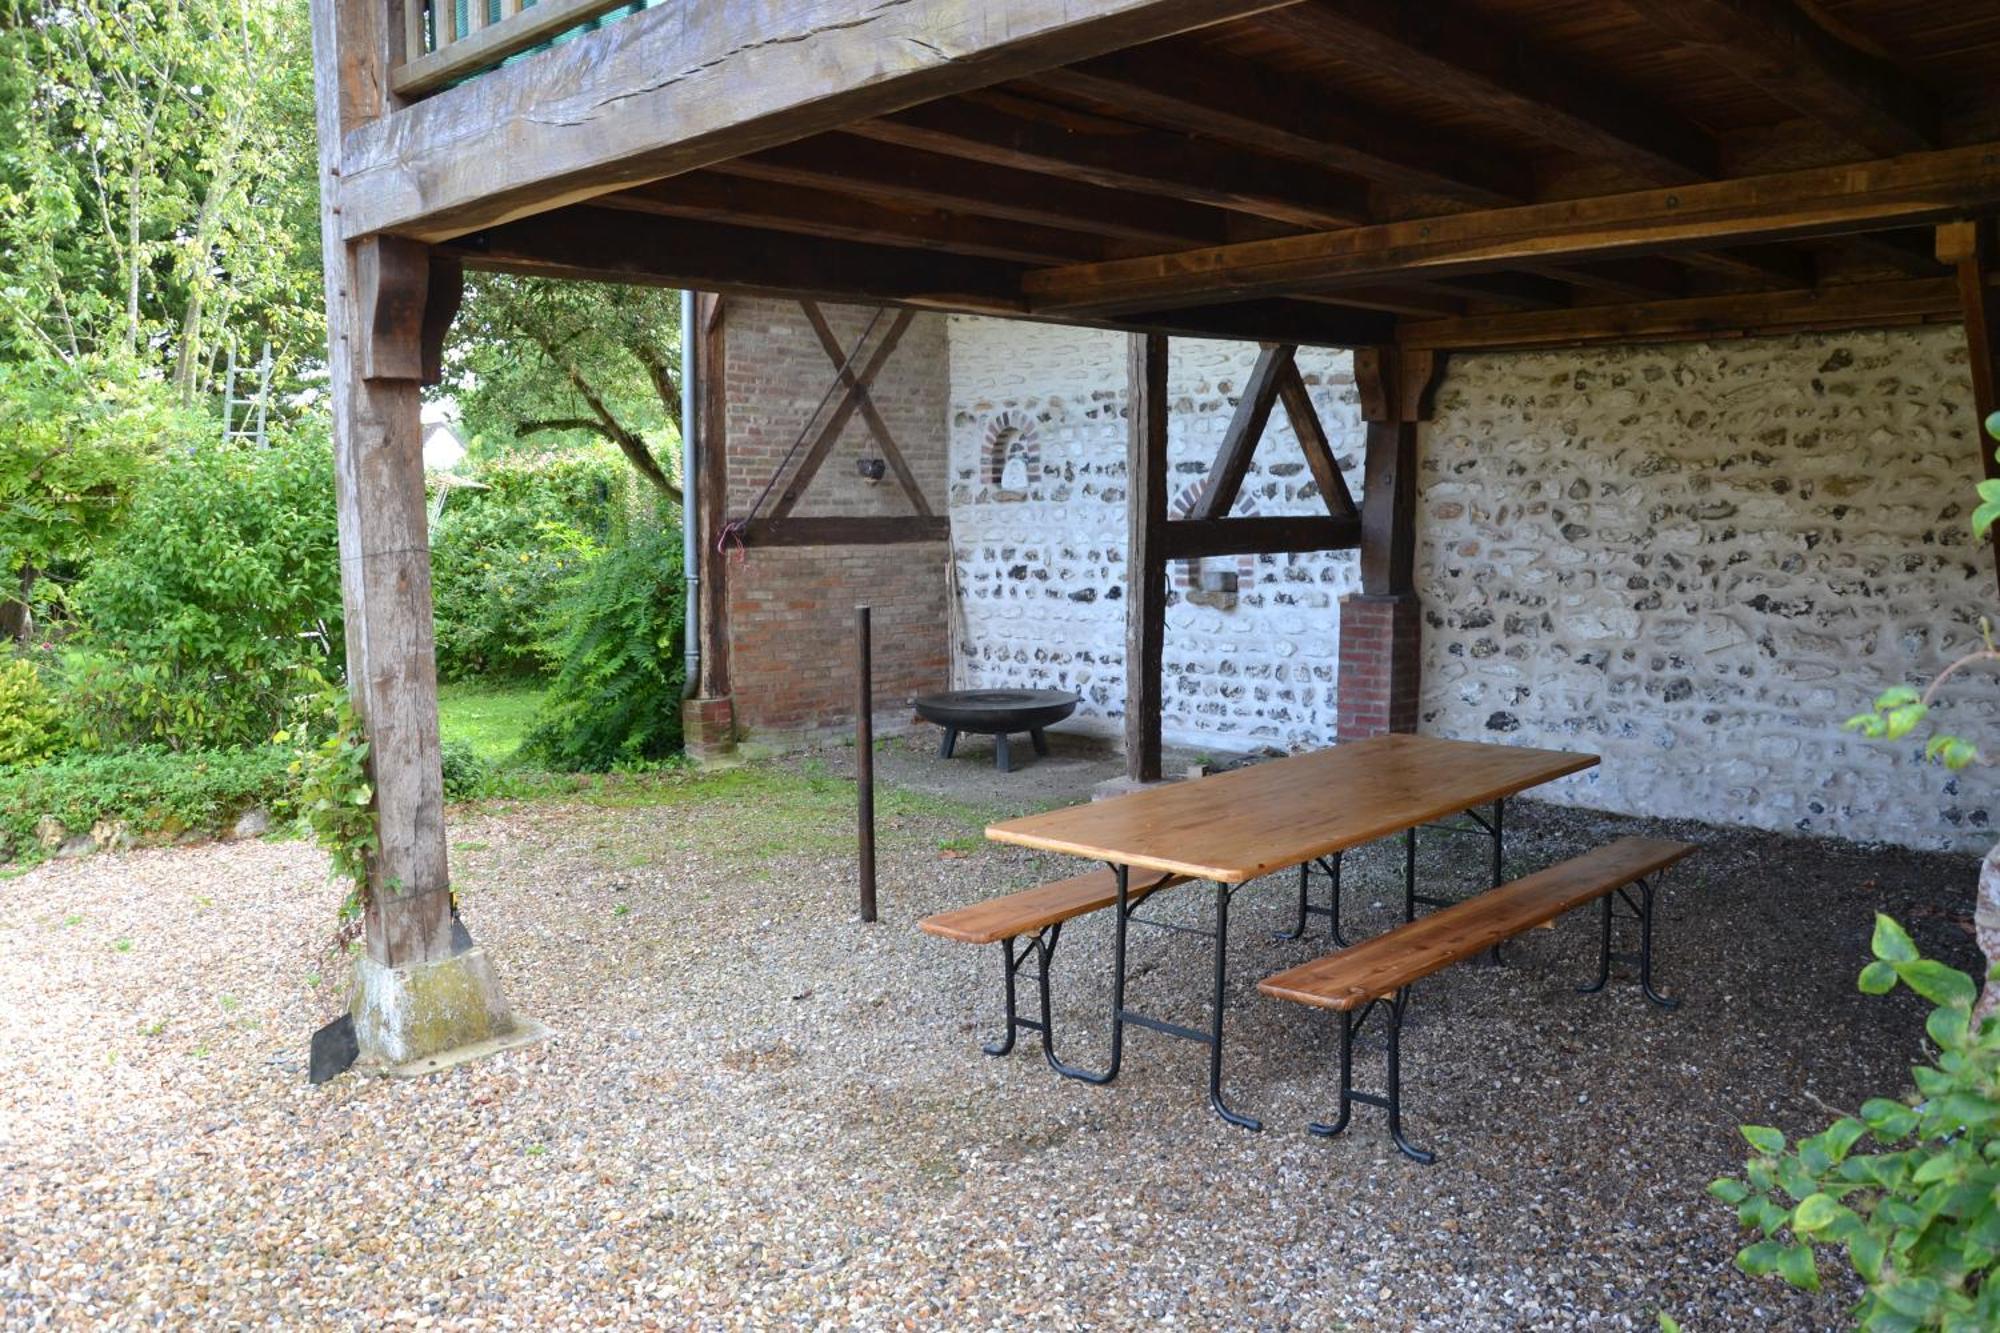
left=1403, top=826, right=1418, bottom=922
left=994, top=732, right=1012, bottom=772
left=1277, top=855, right=1349, bottom=946
left=938, top=726, right=958, bottom=759
left=1207, top=880, right=1262, bottom=1131
left=1044, top=866, right=1128, bottom=1084
left=1030, top=727, right=1049, bottom=756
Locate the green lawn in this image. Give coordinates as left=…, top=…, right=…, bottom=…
left=437, top=681, right=546, bottom=764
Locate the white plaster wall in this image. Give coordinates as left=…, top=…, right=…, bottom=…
left=946, top=317, right=1365, bottom=751
left=1421, top=328, right=1997, bottom=851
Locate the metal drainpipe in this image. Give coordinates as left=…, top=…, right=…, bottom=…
left=680, top=289, right=701, bottom=701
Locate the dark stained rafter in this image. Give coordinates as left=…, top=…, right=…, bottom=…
left=1617, top=0, right=1937, bottom=157
left=1033, top=46, right=1529, bottom=206
left=847, top=93, right=1371, bottom=229
left=1253, top=0, right=1716, bottom=186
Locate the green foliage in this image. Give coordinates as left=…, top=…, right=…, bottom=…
left=281, top=693, right=376, bottom=923
left=0, top=359, right=184, bottom=613
left=524, top=520, right=686, bottom=771
left=445, top=274, right=683, bottom=499
left=1971, top=412, right=2000, bottom=539
left=0, top=0, right=322, bottom=398
left=0, top=654, right=66, bottom=764
left=0, top=745, right=294, bottom=863
left=1714, top=915, right=2000, bottom=1330
left=66, top=428, right=341, bottom=749
left=438, top=740, right=492, bottom=801
left=429, top=450, right=629, bottom=681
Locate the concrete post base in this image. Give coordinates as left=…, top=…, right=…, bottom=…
left=349, top=939, right=540, bottom=1074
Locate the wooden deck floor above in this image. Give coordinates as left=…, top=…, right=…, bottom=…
left=340, top=0, right=2000, bottom=352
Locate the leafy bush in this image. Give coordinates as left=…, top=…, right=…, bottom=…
left=0, top=746, right=295, bottom=863
left=428, top=449, right=629, bottom=681
left=0, top=655, right=67, bottom=765
left=66, top=428, right=341, bottom=749
left=439, top=739, right=492, bottom=800
left=524, top=520, right=686, bottom=771
left=282, top=692, right=376, bottom=924
left=1714, top=915, right=1999, bottom=1329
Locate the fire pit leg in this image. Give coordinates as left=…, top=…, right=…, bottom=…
left=1031, top=728, right=1050, bottom=757
left=994, top=732, right=1013, bottom=773
left=938, top=726, right=959, bottom=760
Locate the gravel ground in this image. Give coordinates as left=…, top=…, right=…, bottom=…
left=1, top=740, right=1985, bottom=1330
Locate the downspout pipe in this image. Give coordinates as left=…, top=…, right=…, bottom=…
left=680, top=288, right=701, bottom=701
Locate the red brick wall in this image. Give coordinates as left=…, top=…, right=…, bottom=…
left=1337, top=592, right=1421, bottom=740
left=718, top=298, right=951, bottom=740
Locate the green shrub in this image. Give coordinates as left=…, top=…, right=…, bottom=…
left=0, top=746, right=295, bottom=863
left=0, top=655, right=67, bottom=765
left=429, top=449, right=629, bottom=681
left=1714, top=914, right=2000, bottom=1328
left=524, top=520, right=686, bottom=771
left=66, top=428, right=342, bottom=750
left=439, top=739, right=492, bottom=800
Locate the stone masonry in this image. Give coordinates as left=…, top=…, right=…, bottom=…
left=946, top=319, right=1997, bottom=852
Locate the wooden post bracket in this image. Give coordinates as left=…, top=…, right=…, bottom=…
left=356, top=236, right=461, bottom=387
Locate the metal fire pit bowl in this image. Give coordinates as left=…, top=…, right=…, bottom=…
left=911, top=688, right=1081, bottom=772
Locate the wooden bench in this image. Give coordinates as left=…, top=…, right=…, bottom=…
left=920, top=866, right=1187, bottom=1068
left=1259, top=835, right=1693, bottom=1162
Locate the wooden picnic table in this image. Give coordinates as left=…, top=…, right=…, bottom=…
left=982, top=734, right=1599, bottom=1129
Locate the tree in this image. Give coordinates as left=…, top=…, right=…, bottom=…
left=0, top=0, right=323, bottom=401
left=445, top=274, right=685, bottom=502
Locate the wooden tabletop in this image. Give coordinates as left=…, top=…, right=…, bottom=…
left=985, top=735, right=1598, bottom=884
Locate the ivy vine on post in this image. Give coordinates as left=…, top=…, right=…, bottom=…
left=277, top=680, right=378, bottom=935
left=1713, top=413, right=2000, bottom=1327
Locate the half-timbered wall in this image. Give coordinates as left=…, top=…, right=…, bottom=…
left=947, top=317, right=1366, bottom=751
left=946, top=318, right=1995, bottom=852
left=721, top=299, right=951, bottom=739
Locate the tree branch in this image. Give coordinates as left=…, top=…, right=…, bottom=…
left=561, top=360, right=682, bottom=506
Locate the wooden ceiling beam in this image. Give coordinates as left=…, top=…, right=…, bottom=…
left=336, top=0, right=1312, bottom=241
left=1398, top=277, right=1963, bottom=352
left=1033, top=46, right=1530, bottom=206
left=1617, top=0, right=1936, bottom=157
left=850, top=95, right=1372, bottom=229
left=1022, top=143, right=2000, bottom=315
left=715, top=136, right=1231, bottom=250
left=597, top=172, right=1111, bottom=266
left=444, top=207, right=1397, bottom=348
left=1256, top=0, right=1715, bottom=185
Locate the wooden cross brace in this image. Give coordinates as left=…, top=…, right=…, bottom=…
left=769, top=301, right=931, bottom=519
left=1187, top=343, right=1358, bottom=523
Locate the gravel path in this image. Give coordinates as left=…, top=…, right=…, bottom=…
left=0, top=756, right=1983, bottom=1330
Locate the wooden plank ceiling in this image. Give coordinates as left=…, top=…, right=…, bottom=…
left=442, top=0, right=2000, bottom=352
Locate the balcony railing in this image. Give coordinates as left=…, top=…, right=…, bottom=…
left=392, top=0, right=655, bottom=97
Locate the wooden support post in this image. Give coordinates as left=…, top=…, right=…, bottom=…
left=1939, top=221, right=2000, bottom=597
left=856, top=605, right=877, bottom=924
left=696, top=294, right=733, bottom=698
left=313, top=0, right=525, bottom=1068
left=1340, top=349, right=1445, bottom=741
left=1125, top=332, right=1169, bottom=783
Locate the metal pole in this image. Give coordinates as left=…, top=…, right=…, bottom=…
left=856, top=605, right=877, bottom=923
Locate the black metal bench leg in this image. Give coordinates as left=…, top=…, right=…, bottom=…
left=994, top=732, right=1012, bottom=773
left=1636, top=876, right=1679, bottom=1010
left=1309, top=986, right=1431, bottom=1163
left=939, top=726, right=958, bottom=760
left=1208, top=880, right=1262, bottom=1131
left=1043, top=868, right=1128, bottom=1085
left=1577, top=891, right=1614, bottom=995
left=983, top=938, right=1023, bottom=1056
left=1030, top=727, right=1049, bottom=757
left=1575, top=874, right=1678, bottom=1010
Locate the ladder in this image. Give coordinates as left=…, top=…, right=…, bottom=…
left=220, top=343, right=273, bottom=446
